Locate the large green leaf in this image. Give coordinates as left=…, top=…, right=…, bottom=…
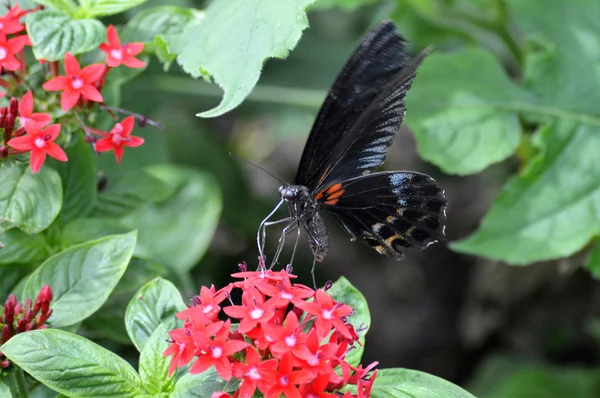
left=0, top=379, right=10, bottom=398
left=26, top=10, right=105, bottom=61
left=453, top=0, right=600, bottom=264
left=328, top=276, right=370, bottom=367
left=310, top=0, right=376, bottom=11
left=78, top=0, right=150, bottom=17
left=0, top=163, right=62, bottom=234
left=171, top=369, right=234, bottom=398
left=125, top=277, right=186, bottom=352
left=0, top=229, right=50, bottom=265
left=21, top=232, right=137, bottom=327
left=33, top=0, right=77, bottom=15
left=139, top=324, right=174, bottom=395
left=168, top=0, right=316, bottom=117
left=370, top=368, right=476, bottom=398
left=62, top=217, right=131, bottom=247
left=51, top=138, right=97, bottom=223
left=120, top=165, right=221, bottom=273
left=1, top=329, right=143, bottom=397
left=406, top=48, right=531, bottom=175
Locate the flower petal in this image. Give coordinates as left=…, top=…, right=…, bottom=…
left=105, top=56, right=122, bottom=68
left=94, top=136, right=114, bottom=152
left=30, top=113, right=53, bottom=126
left=124, top=42, right=144, bottom=55
left=119, top=116, right=135, bottom=136
left=43, top=76, right=69, bottom=91
left=19, top=91, right=33, bottom=116
left=122, top=56, right=146, bottom=69
left=44, top=124, right=61, bottom=141
left=80, top=63, right=105, bottom=83
left=63, top=52, right=80, bottom=75
left=2, top=54, right=20, bottom=71
left=30, top=148, right=47, bottom=174
left=106, top=25, right=121, bottom=48
left=7, top=35, right=27, bottom=53
left=61, top=88, right=80, bottom=111
left=81, top=85, right=103, bottom=103
left=45, top=142, right=67, bottom=162
left=7, top=135, right=33, bottom=151
left=123, top=135, right=144, bottom=148
left=113, top=145, right=124, bottom=163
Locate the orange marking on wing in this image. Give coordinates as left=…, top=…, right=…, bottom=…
left=315, top=190, right=325, bottom=200
left=326, top=183, right=343, bottom=194
left=324, top=198, right=339, bottom=205
left=317, top=165, right=331, bottom=184
left=328, top=188, right=344, bottom=200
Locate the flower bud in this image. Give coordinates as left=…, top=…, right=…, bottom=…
left=14, top=126, right=25, bottom=137
left=0, top=146, right=7, bottom=159
left=9, top=97, right=18, bottom=117
left=0, top=107, right=7, bottom=128
left=4, top=114, right=14, bottom=139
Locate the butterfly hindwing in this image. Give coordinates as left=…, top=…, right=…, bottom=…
left=315, top=172, right=446, bottom=258
left=294, top=21, right=411, bottom=189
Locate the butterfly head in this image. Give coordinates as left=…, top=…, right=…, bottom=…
left=278, top=185, right=297, bottom=201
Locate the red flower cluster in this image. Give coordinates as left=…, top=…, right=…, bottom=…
left=0, top=4, right=151, bottom=173
left=163, top=265, right=378, bottom=398
left=0, top=285, right=53, bottom=368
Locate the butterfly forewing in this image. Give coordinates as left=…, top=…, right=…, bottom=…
left=295, top=21, right=411, bottom=189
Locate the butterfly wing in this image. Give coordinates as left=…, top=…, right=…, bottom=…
left=315, top=171, right=446, bottom=259
left=294, top=20, right=411, bottom=189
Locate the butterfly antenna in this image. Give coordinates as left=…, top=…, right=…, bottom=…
left=229, top=152, right=286, bottom=185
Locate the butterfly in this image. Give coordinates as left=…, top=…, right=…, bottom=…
left=258, top=21, right=447, bottom=279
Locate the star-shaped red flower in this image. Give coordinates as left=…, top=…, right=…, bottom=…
left=7, top=120, right=67, bottom=173
left=295, top=289, right=354, bottom=340
left=42, top=52, right=105, bottom=111
left=100, top=25, right=145, bottom=68
left=232, top=347, right=278, bottom=398
left=263, top=352, right=314, bottom=398
left=224, top=287, right=277, bottom=334
left=0, top=5, right=27, bottom=34
left=0, top=33, right=27, bottom=72
left=18, top=91, right=52, bottom=127
left=93, top=116, right=144, bottom=163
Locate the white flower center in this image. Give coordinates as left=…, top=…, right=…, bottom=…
left=307, top=354, right=319, bottom=366
left=111, top=133, right=123, bottom=145
left=279, top=375, right=289, bottom=387
left=0, top=23, right=4, bottom=29
left=202, top=304, right=213, bottom=314
left=284, top=335, right=296, bottom=347
left=281, top=291, right=293, bottom=300
left=250, top=308, right=264, bottom=320
left=0, top=47, right=7, bottom=60
left=110, top=48, right=123, bottom=60
left=71, top=77, right=84, bottom=89
left=247, top=367, right=261, bottom=381
left=307, top=395, right=317, bottom=398
left=212, top=346, right=223, bottom=358
left=34, top=137, right=46, bottom=148
left=322, top=309, right=333, bottom=320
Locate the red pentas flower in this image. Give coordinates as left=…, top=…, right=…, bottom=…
left=100, top=25, right=145, bottom=68
left=163, top=262, right=379, bottom=398
left=7, top=120, right=67, bottom=173
left=0, top=5, right=27, bottom=34
left=18, top=91, right=52, bottom=127
left=0, top=33, right=27, bottom=72
left=42, top=52, right=105, bottom=111
left=93, top=116, right=144, bottom=163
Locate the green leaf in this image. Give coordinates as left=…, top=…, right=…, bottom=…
left=33, top=0, right=77, bottom=15
left=406, top=49, right=531, bottom=175
left=328, top=276, right=370, bottom=367
left=125, top=277, right=186, bottom=352
left=371, top=368, right=476, bottom=398
left=586, top=242, right=600, bottom=279
left=171, top=369, right=233, bottom=398
left=79, top=0, right=150, bottom=18
left=94, top=170, right=176, bottom=218
left=121, top=165, right=221, bottom=272
left=310, top=0, right=376, bottom=11
left=51, top=138, right=97, bottom=223
left=26, top=10, right=105, bottom=61
left=139, top=324, right=175, bottom=394
left=0, top=267, right=30, bottom=298
left=1, top=329, right=143, bottom=397
left=169, top=0, right=316, bottom=118
left=0, top=379, right=11, bottom=398
left=21, top=232, right=137, bottom=327
left=453, top=121, right=600, bottom=264
left=121, top=6, right=200, bottom=43
left=0, top=163, right=62, bottom=234
left=0, top=229, right=50, bottom=265
left=62, top=217, right=131, bottom=247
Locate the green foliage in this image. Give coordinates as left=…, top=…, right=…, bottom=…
left=328, top=276, right=370, bottom=367
left=0, top=379, right=10, bottom=398
left=167, top=0, right=316, bottom=118
left=170, top=369, right=235, bottom=398
left=21, top=232, right=137, bottom=327
left=370, top=368, right=476, bottom=398
left=0, top=163, right=62, bottom=234
left=586, top=242, right=600, bottom=278
left=33, top=0, right=77, bottom=15
left=1, top=329, right=144, bottom=397
left=125, top=277, right=186, bottom=352
left=0, top=229, right=50, bottom=265
left=139, top=325, right=174, bottom=395
left=77, top=0, right=150, bottom=18
left=26, top=10, right=105, bottom=61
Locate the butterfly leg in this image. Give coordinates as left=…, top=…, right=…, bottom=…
left=311, top=256, right=317, bottom=289
left=270, top=220, right=298, bottom=269
left=289, top=226, right=301, bottom=269
left=257, top=199, right=286, bottom=266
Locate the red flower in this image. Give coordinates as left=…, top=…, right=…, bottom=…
left=190, top=320, right=248, bottom=380
left=42, top=52, right=104, bottom=111
left=93, top=116, right=144, bottom=163
left=357, top=369, right=377, bottom=398
left=262, top=311, right=307, bottom=359
left=264, top=353, right=314, bottom=398
left=18, top=91, right=52, bottom=127
left=0, top=33, right=27, bottom=72
left=232, top=348, right=278, bottom=398
left=7, top=121, right=67, bottom=173
left=224, top=287, right=277, bottom=334
left=190, top=284, right=230, bottom=320
left=300, top=374, right=338, bottom=398
left=294, top=329, right=337, bottom=376
left=0, top=5, right=27, bottom=34
left=163, top=328, right=197, bottom=377
left=295, top=289, right=354, bottom=340
left=99, top=25, right=145, bottom=68
left=257, top=273, right=314, bottom=307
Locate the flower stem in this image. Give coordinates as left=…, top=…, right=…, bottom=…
left=7, top=366, right=29, bottom=398
left=100, top=105, right=164, bottom=130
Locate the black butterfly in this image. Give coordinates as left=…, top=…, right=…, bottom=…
left=258, top=21, right=447, bottom=279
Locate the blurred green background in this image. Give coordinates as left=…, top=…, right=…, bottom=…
left=96, top=0, right=600, bottom=395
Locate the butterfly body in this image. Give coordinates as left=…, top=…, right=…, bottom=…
left=260, top=21, right=447, bottom=269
